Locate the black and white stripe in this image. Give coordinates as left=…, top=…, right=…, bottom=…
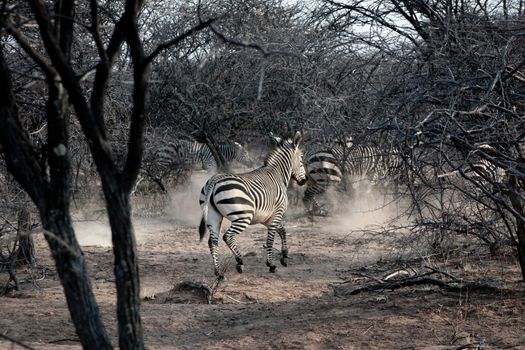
left=156, top=139, right=252, bottom=171
left=467, top=159, right=505, bottom=182
left=303, top=143, right=402, bottom=215
left=438, top=144, right=507, bottom=191
left=198, top=131, right=306, bottom=277
left=454, top=159, right=506, bottom=193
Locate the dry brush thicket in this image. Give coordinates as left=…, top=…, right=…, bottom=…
left=1, top=0, right=525, bottom=348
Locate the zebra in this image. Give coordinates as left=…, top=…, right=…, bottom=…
left=198, top=131, right=306, bottom=277
left=436, top=144, right=508, bottom=192
left=156, top=139, right=253, bottom=171
left=303, top=142, right=402, bottom=216
left=458, top=158, right=506, bottom=194
left=467, top=144, right=507, bottom=186
left=138, top=139, right=253, bottom=193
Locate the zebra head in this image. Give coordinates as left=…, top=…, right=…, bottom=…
left=270, top=130, right=307, bottom=186
left=292, top=147, right=307, bottom=186
left=343, top=135, right=354, bottom=148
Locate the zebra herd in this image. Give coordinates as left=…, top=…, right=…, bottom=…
left=151, top=134, right=404, bottom=217
left=167, top=132, right=505, bottom=276
left=191, top=132, right=404, bottom=276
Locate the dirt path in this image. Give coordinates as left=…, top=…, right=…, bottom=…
left=2, top=214, right=525, bottom=349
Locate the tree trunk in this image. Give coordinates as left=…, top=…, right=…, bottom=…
left=507, top=175, right=525, bottom=280
left=0, top=36, right=113, bottom=349
left=42, top=210, right=113, bottom=349
left=205, top=135, right=229, bottom=172
left=102, top=180, right=144, bottom=350
left=515, top=220, right=525, bottom=281
left=17, top=207, right=35, bottom=266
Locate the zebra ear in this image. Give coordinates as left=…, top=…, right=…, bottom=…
left=270, top=132, right=282, bottom=144
left=293, top=130, right=303, bottom=146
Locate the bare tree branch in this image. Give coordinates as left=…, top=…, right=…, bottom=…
left=146, top=16, right=218, bottom=65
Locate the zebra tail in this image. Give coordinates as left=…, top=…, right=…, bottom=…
left=199, top=216, right=206, bottom=242
left=199, top=180, right=214, bottom=242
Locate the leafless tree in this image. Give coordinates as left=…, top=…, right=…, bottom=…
left=310, top=0, right=525, bottom=278
left=0, top=0, right=215, bottom=348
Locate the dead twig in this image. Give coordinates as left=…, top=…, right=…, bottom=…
left=423, top=265, right=461, bottom=281
left=335, top=271, right=385, bottom=284
left=206, top=276, right=224, bottom=304
left=333, top=275, right=504, bottom=296
left=0, top=333, right=35, bottom=350
left=224, top=294, right=243, bottom=304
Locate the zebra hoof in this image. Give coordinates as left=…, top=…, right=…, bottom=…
left=280, top=257, right=288, bottom=267
left=269, top=265, right=277, bottom=273
left=236, top=264, right=244, bottom=273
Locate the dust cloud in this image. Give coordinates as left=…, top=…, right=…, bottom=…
left=71, top=194, right=113, bottom=247
left=286, top=181, right=413, bottom=266
left=326, top=187, right=408, bottom=232
left=74, top=220, right=112, bottom=247
left=71, top=174, right=410, bottom=248
left=71, top=170, right=224, bottom=247
left=288, top=180, right=411, bottom=233
left=165, top=171, right=213, bottom=226
left=165, top=166, right=256, bottom=227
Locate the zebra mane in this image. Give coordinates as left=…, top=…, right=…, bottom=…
left=264, top=139, right=295, bottom=168
left=264, top=130, right=302, bottom=166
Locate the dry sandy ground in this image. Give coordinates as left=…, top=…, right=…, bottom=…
left=2, top=188, right=525, bottom=350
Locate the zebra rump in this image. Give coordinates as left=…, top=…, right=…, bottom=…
left=303, top=142, right=402, bottom=215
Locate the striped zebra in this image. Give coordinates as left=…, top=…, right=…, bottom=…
left=467, top=144, right=506, bottom=186
left=156, top=139, right=252, bottom=171
left=458, top=159, right=506, bottom=194
left=467, top=160, right=505, bottom=182
left=198, top=131, right=306, bottom=277
left=437, top=144, right=507, bottom=191
left=303, top=143, right=402, bottom=216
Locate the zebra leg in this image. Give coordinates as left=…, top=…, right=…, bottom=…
left=302, top=185, right=315, bottom=213
left=222, top=220, right=248, bottom=273
left=312, top=197, right=327, bottom=216
left=266, top=228, right=277, bottom=273
left=277, top=225, right=289, bottom=267
left=206, top=209, right=223, bottom=277
left=207, top=227, right=221, bottom=277
left=266, top=220, right=285, bottom=273
left=303, top=185, right=324, bottom=217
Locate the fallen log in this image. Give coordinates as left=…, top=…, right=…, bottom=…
left=333, top=276, right=504, bottom=296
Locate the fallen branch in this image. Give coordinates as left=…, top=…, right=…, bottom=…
left=0, top=333, right=35, bottom=350
left=224, top=294, right=243, bottom=304
left=206, top=276, right=224, bottom=304
left=334, top=276, right=504, bottom=296
left=173, top=280, right=214, bottom=304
